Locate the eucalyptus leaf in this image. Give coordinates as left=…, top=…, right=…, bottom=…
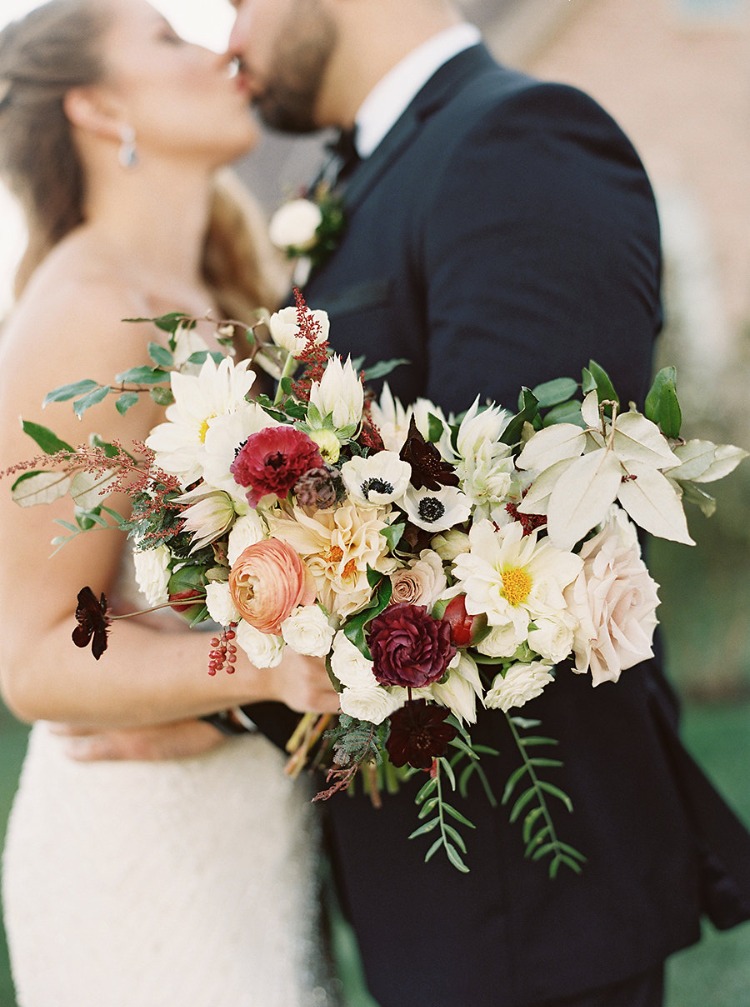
left=150, top=386, right=175, bottom=407
left=43, top=379, right=99, bottom=406
left=114, top=366, right=170, bottom=385
left=116, top=392, right=140, bottom=415
left=73, top=385, right=111, bottom=418
left=147, top=343, right=174, bottom=368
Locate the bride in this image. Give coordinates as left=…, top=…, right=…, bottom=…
left=0, top=2, right=339, bottom=1005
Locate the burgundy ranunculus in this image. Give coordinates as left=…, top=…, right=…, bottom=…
left=230, top=426, right=324, bottom=507
left=386, top=699, right=457, bottom=769
left=367, top=603, right=456, bottom=689
left=443, top=594, right=477, bottom=647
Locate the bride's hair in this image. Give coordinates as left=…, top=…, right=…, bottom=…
left=0, top=0, right=283, bottom=319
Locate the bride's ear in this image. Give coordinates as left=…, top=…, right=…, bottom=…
left=63, top=86, right=125, bottom=142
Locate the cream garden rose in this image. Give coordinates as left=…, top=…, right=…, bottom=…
left=269, top=198, right=323, bottom=253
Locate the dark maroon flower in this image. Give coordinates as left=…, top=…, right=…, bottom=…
left=72, top=586, right=110, bottom=660
left=386, top=699, right=457, bottom=769
left=367, top=603, right=456, bottom=689
left=230, top=426, right=324, bottom=507
left=399, top=416, right=459, bottom=491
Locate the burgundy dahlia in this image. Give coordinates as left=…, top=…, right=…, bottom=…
left=367, top=602, right=456, bottom=689
left=230, top=426, right=324, bottom=507
left=386, top=700, right=457, bottom=769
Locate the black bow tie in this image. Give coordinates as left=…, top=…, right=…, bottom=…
left=325, top=127, right=361, bottom=185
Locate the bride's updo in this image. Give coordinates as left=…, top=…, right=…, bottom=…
left=0, top=0, right=282, bottom=316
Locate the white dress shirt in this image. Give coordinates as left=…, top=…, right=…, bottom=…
left=354, top=23, right=482, bottom=159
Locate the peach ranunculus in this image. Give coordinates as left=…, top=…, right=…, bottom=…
left=565, top=508, right=660, bottom=686
left=266, top=502, right=398, bottom=621
left=228, top=539, right=316, bottom=635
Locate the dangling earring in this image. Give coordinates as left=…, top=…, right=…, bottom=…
left=118, top=125, right=138, bottom=169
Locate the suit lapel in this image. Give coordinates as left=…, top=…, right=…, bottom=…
left=341, top=43, right=500, bottom=213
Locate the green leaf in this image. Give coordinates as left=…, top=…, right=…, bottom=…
left=522, top=805, right=546, bottom=845
left=442, top=822, right=468, bottom=854
left=501, top=388, right=539, bottom=446
left=408, top=818, right=440, bottom=840
left=644, top=366, right=682, bottom=439
left=414, top=776, right=438, bottom=805
left=116, top=392, right=140, bottom=415
left=531, top=841, right=560, bottom=862
left=502, top=763, right=531, bottom=805
left=148, top=342, right=174, bottom=368
left=424, top=836, right=444, bottom=863
left=11, top=470, right=71, bottom=507
left=518, top=736, right=559, bottom=748
left=582, top=361, right=619, bottom=405
left=531, top=376, right=579, bottom=408
left=343, top=577, right=392, bottom=656
left=442, top=804, right=476, bottom=830
left=417, top=797, right=439, bottom=819
left=72, top=385, right=111, bottom=418
left=543, top=400, right=585, bottom=428
left=444, top=843, right=470, bottom=873
left=427, top=412, right=446, bottom=443
left=43, top=379, right=99, bottom=406
left=524, top=824, right=552, bottom=855
left=123, top=311, right=190, bottom=334
left=115, top=366, right=170, bottom=385
left=537, top=781, right=574, bottom=813
left=509, top=786, right=538, bottom=824
left=681, top=481, right=717, bottom=518
left=362, top=357, right=409, bottom=381
left=441, top=757, right=457, bottom=791
left=21, top=420, right=74, bottom=455
left=151, top=386, right=175, bottom=407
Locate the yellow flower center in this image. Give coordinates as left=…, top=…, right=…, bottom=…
left=501, top=566, right=532, bottom=607
left=198, top=414, right=217, bottom=444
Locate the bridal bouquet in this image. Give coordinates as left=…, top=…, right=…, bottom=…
left=10, top=294, right=747, bottom=875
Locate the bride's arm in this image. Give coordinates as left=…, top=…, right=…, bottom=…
left=0, top=276, right=338, bottom=729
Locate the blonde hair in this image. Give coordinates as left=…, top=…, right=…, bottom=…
left=0, top=0, right=283, bottom=319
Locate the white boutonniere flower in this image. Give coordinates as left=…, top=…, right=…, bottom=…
left=269, top=184, right=346, bottom=285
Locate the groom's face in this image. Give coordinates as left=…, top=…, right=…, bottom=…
left=228, top=0, right=337, bottom=133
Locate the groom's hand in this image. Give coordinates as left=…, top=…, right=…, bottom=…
left=50, top=718, right=228, bottom=762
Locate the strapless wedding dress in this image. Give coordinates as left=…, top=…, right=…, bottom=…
left=2, top=723, right=334, bottom=1007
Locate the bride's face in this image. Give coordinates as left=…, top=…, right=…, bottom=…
left=97, top=0, right=256, bottom=167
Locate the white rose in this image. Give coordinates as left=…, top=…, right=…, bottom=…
left=267, top=305, right=330, bottom=358
left=281, top=604, right=336, bottom=657
left=475, top=623, right=521, bottom=659
left=565, top=508, right=660, bottom=685
left=527, top=616, right=576, bottom=665
left=269, top=198, right=324, bottom=252
left=484, top=661, right=555, bottom=713
left=227, top=511, right=266, bottom=566
left=205, top=582, right=240, bottom=628
left=330, top=631, right=377, bottom=689
left=339, top=686, right=406, bottom=725
left=236, top=621, right=284, bottom=669
left=133, top=545, right=171, bottom=606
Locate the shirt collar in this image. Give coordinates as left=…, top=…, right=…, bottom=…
left=354, top=23, right=482, bottom=159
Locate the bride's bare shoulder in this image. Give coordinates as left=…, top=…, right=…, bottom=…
left=1, top=232, right=154, bottom=372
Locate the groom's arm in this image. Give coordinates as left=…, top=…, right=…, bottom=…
left=422, top=80, right=661, bottom=412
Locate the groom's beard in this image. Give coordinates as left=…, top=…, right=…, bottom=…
left=253, top=11, right=337, bottom=134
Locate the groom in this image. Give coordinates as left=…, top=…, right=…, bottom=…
left=223, top=1, right=750, bottom=1005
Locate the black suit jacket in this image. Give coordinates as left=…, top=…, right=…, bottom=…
left=248, top=45, right=750, bottom=1007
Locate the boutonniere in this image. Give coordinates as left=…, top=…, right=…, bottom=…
left=269, top=183, right=346, bottom=284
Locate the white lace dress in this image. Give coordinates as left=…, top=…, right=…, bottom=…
left=2, top=722, right=333, bottom=1007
